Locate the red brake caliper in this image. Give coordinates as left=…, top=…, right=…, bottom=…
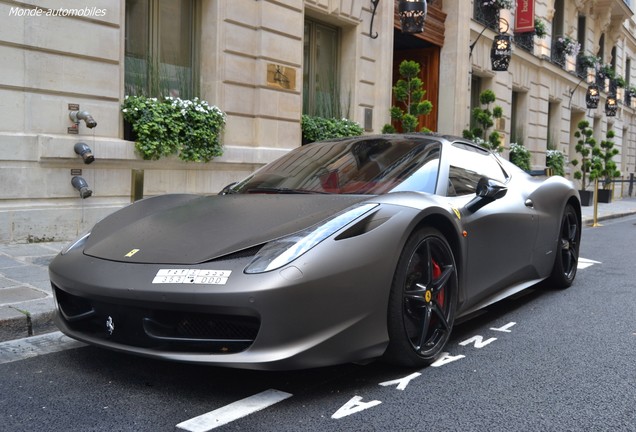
left=432, top=259, right=444, bottom=306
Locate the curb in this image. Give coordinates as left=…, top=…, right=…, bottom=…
left=0, top=303, right=57, bottom=343
left=583, top=210, right=636, bottom=226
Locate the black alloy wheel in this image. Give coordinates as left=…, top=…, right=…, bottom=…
left=384, top=227, right=457, bottom=367
left=548, top=204, right=580, bottom=288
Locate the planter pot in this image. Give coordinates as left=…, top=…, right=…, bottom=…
left=597, top=189, right=612, bottom=203
left=579, top=190, right=594, bottom=206
left=123, top=119, right=137, bottom=142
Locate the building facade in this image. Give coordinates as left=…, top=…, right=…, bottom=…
left=0, top=0, right=634, bottom=243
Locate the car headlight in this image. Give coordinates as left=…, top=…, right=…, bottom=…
left=244, top=203, right=378, bottom=274
left=61, top=229, right=91, bottom=255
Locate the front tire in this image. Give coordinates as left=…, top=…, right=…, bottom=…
left=384, top=227, right=458, bottom=367
left=547, top=204, right=580, bottom=289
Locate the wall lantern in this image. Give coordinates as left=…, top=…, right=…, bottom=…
left=585, top=85, right=599, bottom=109
left=491, top=34, right=512, bottom=72
left=605, top=94, right=618, bottom=117
left=469, top=7, right=511, bottom=72
left=369, top=0, right=427, bottom=39
left=398, top=0, right=427, bottom=34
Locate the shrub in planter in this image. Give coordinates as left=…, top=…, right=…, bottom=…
left=509, top=142, right=531, bottom=171
left=301, top=115, right=363, bottom=144
left=546, top=149, right=565, bottom=177
left=121, top=95, right=226, bottom=162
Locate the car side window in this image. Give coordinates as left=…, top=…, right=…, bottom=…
left=447, top=142, right=508, bottom=197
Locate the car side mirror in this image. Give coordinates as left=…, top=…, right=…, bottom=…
left=476, top=177, right=507, bottom=200
left=465, top=177, right=508, bottom=213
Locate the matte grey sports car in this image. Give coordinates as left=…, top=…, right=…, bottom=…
left=49, top=134, right=581, bottom=370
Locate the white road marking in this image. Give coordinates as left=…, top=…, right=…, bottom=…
left=490, top=322, right=516, bottom=332
left=578, top=257, right=601, bottom=270
left=331, top=396, right=382, bottom=419
left=0, top=331, right=85, bottom=365
left=459, top=335, right=497, bottom=349
left=430, top=352, right=465, bottom=367
left=379, top=372, right=422, bottom=391
left=176, top=389, right=292, bottom=432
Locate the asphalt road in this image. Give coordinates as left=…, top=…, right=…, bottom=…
left=1, top=215, right=635, bottom=432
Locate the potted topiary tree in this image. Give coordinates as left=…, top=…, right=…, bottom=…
left=597, top=129, right=620, bottom=203
left=570, top=120, right=600, bottom=206
left=462, top=89, right=504, bottom=153
left=382, top=60, right=433, bottom=134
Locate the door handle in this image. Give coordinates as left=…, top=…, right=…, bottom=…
left=525, top=199, right=534, bottom=208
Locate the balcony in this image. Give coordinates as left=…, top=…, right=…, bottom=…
left=594, top=0, right=634, bottom=22
left=514, top=32, right=534, bottom=53
left=473, top=2, right=499, bottom=32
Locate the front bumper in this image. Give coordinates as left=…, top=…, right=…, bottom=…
left=49, top=231, right=404, bottom=370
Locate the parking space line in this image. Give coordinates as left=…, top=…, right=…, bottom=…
left=578, top=257, right=601, bottom=270
left=176, top=388, right=293, bottom=432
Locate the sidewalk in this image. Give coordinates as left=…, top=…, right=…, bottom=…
left=1, top=197, right=636, bottom=343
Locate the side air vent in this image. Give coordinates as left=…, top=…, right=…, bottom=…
left=334, top=210, right=389, bottom=241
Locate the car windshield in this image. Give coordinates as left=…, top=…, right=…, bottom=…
left=229, top=137, right=441, bottom=195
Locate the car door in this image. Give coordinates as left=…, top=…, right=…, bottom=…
left=443, top=142, right=538, bottom=305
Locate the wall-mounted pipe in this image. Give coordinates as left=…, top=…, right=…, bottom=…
left=74, top=142, right=95, bottom=164
left=69, top=110, right=97, bottom=128
left=71, top=176, right=92, bottom=199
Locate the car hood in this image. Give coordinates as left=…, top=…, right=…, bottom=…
left=83, top=194, right=369, bottom=264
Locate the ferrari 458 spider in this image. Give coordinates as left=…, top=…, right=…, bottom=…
left=49, top=134, right=581, bottom=370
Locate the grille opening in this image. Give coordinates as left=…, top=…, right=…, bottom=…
left=54, top=285, right=95, bottom=321
left=54, top=286, right=260, bottom=354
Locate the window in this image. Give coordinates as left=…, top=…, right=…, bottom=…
left=597, top=34, right=605, bottom=63
left=125, top=0, right=197, bottom=98
left=230, top=137, right=441, bottom=195
left=447, top=142, right=508, bottom=197
left=303, top=19, right=340, bottom=117
left=577, top=16, right=586, bottom=52
left=551, top=0, right=565, bottom=65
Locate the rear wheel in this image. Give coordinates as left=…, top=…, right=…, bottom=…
left=547, top=204, right=580, bottom=288
left=384, top=227, right=457, bottom=367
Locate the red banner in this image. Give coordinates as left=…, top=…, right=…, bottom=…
left=515, top=0, right=535, bottom=33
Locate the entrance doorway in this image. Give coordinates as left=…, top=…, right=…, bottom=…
left=392, top=30, right=441, bottom=132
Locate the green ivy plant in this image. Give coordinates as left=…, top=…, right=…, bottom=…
left=577, top=54, right=600, bottom=69
left=462, top=89, right=504, bottom=153
left=121, top=95, right=226, bottom=162
left=571, top=120, right=600, bottom=191
left=599, top=64, right=615, bottom=80
left=509, top=142, right=531, bottom=171
left=534, top=18, right=547, bottom=39
left=546, top=149, right=565, bottom=177
left=598, top=129, right=620, bottom=190
left=301, top=115, right=363, bottom=144
left=382, top=60, right=433, bottom=134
